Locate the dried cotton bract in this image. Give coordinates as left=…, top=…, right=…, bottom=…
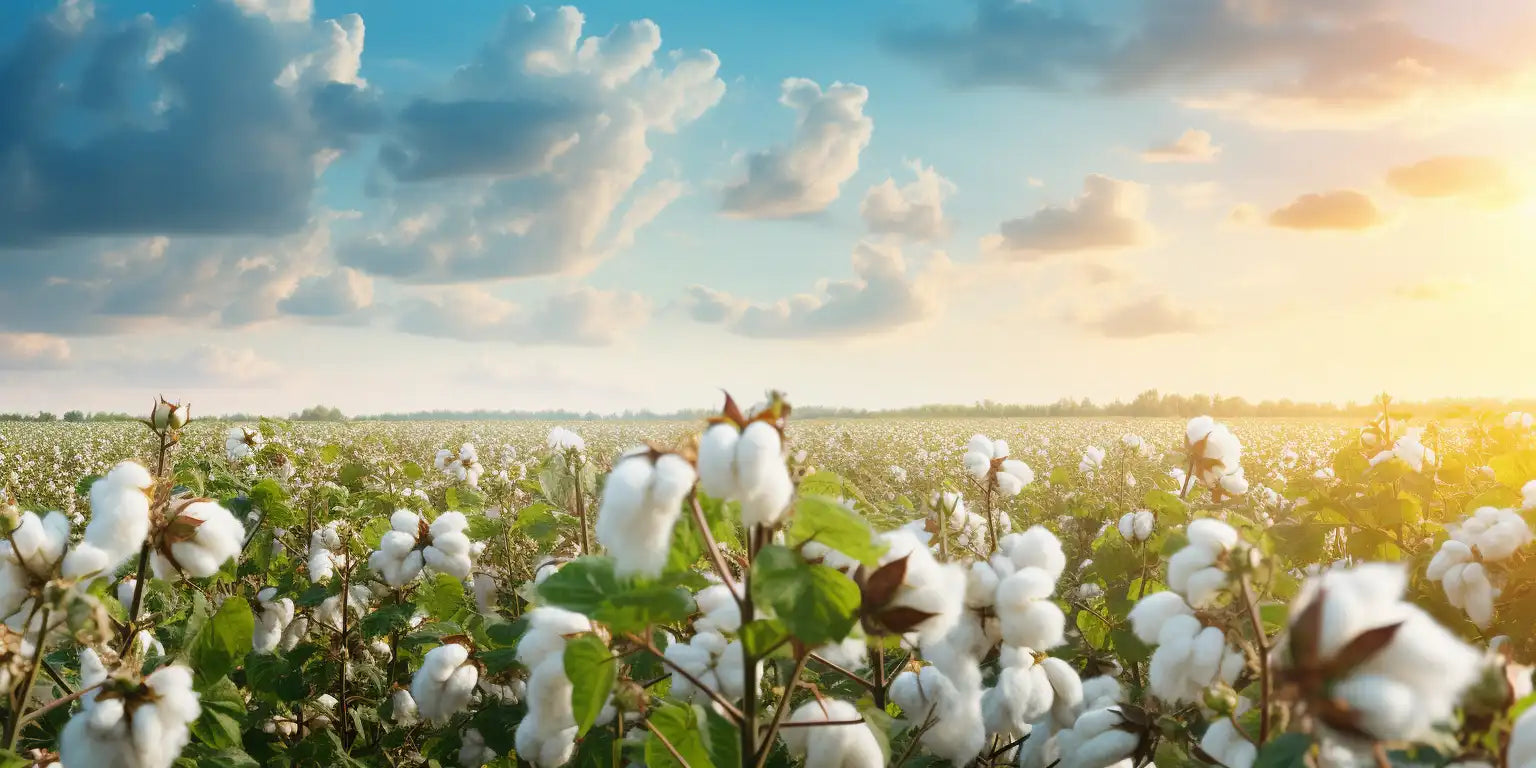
left=151, top=499, right=245, bottom=579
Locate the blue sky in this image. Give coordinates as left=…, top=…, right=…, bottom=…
left=1, top=0, right=1534, bottom=415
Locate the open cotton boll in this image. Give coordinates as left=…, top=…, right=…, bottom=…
left=1202, top=714, right=1257, bottom=768
left=516, top=655, right=579, bottom=767
left=1450, top=507, right=1532, bottom=562
left=697, top=423, right=741, bottom=499
left=877, top=528, right=966, bottom=645
left=778, top=698, right=884, bottom=768
left=62, top=461, right=153, bottom=580
left=889, top=663, right=986, bottom=765
left=252, top=587, right=296, bottom=654
left=151, top=500, right=245, bottom=579
left=1146, top=614, right=1243, bottom=705
left=314, top=585, right=371, bottom=631
left=59, top=662, right=202, bottom=768
left=999, top=526, right=1067, bottom=582
left=459, top=727, right=496, bottom=768
left=412, top=643, right=479, bottom=723
left=737, top=421, right=793, bottom=528
left=694, top=583, right=742, bottom=634
left=1118, top=510, right=1154, bottom=543
left=1055, top=707, right=1139, bottom=768
left=424, top=512, right=475, bottom=579
left=995, top=567, right=1065, bottom=650
left=1127, top=591, right=1193, bottom=645
left=595, top=450, right=697, bottom=579
left=981, top=652, right=1054, bottom=736
left=547, top=426, right=585, bottom=453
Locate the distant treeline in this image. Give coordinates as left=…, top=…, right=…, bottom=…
left=1, top=392, right=1530, bottom=423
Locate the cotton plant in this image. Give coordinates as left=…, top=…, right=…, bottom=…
left=1427, top=506, right=1532, bottom=627
left=58, top=649, right=202, bottom=768
left=697, top=393, right=795, bottom=529
left=367, top=509, right=478, bottom=587
left=435, top=443, right=484, bottom=487
left=224, top=426, right=263, bottom=461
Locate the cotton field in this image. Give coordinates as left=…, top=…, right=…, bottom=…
left=0, top=395, right=1531, bottom=768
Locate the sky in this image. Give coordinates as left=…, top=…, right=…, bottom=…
left=1, top=0, right=1535, bottom=416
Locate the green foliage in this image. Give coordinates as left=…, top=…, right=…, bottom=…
left=564, top=634, right=617, bottom=737
left=190, top=596, right=254, bottom=685
left=750, top=544, right=860, bottom=647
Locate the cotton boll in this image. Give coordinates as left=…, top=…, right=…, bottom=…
left=999, top=526, right=1066, bottom=581
left=62, top=462, right=153, bottom=580
left=459, top=727, right=497, bottom=767
left=1118, top=510, right=1154, bottom=543
left=471, top=572, right=499, bottom=614
left=390, top=689, right=418, bottom=725
left=778, top=699, right=884, bottom=768
left=151, top=500, right=245, bottom=579
left=996, top=567, right=1065, bottom=650
left=252, top=589, right=296, bottom=654
left=1041, top=657, right=1084, bottom=728
left=1201, top=715, right=1257, bottom=768
left=412, top=643, right=479, bottom=723
left=1128, top=591, right=1193, bottom=645
left=694, top=584, right=742, bottom=634
left=595, top=450, right=696, bottom=579
left=424, top=512, right=475, bottom=580
left=889, top=664, right=985, bottom=764
left=877, top=529, right=966, bottom=644
left=982, top=656, right=1053, bottom=735
left=697, top=423, right=741, bottom=499
left=737, top=422, right=793, bottom=528
left=1057, top=707, right=1139, bottom=768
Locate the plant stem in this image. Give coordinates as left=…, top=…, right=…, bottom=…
left=6, top=607, right=50, bottom=749
left=18, top=682, right=102, bottom=728
left=984, top=480, right=998, bottom=555
left=1239, top=574, right=1271, bottom=744
left=754, top=651, right=809, bottom=768
left=644, top=718, right=693, bottom=767
left=571, top=453, right=589, bottom=556
left=689, top=493, right=741, bottom=604
left=628, top=634, right=743, bottom=722
left=809, top=653, right=875, bottom=691
left=871, top=643, right=887, bottom=710
left=740, top=524, right=761, bottom=766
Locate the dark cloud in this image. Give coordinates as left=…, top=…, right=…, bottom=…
left=886, top=0, right=1530, bottom=127
left=277, top=268, right=374, bottom=318
left=378, top=97, right=583, bottom=182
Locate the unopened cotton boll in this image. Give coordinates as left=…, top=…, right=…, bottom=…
left=151, top=500, right=245, bottom=579
left=1117, top=510, right=1154, bottom=543
left=595, top=450, right=697, bottom=579
left=778, top=699, right=884, bottom=768
left=61, top=461, right=154, bottom=580
left=412, top=643, right=479, bottom=723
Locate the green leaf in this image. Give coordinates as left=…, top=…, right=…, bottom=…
left=538, top=557, right=622, bottom=615
left=700, top=706, right=740, bottom=768
left=644, top=704, right=715, bottom=768
left=787, top=496, right=887, bottom=566
left=750, top=545, right=859, bottom=647
left=360, top=601, right=417, bottom=638
left=593, top=582, right=694, bottom=635
left=1254, top=732, right=1314, bottom=768
left=421, top=573, right=470, bottom=623
left=565, top=634, right=617, bottom=737
left=190, top=596, right=254, bottom=685
left=320, top=444, right=341, bottom=463
left=337, top=462, right=371, bottom=490
left=190, top=676, right=246, bottom=750
left=1076, top=609, right=1110, bottom=649
left=738, top=619, right=789, bottom=659
left=401, top=460, right=423, bottom=481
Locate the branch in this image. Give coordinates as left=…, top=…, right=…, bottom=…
left=644, top=718, right=693, bottom=768
left=1240, top=573, right=1271, bottom=744
left=626, top=634, right=743, bottom=723
left=754, top=651, right=810, bottom=768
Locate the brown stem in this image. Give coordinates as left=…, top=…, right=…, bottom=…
left=871, top=643, right=887, bottom=710
left=571, top=454, right=590, bottom=556
left=644, top=718, right=693, bottom=767
left=740, top=523, right=763, bottom=766
left=6, top=607, right=50, bottom=749
left=627, top=634, right=743, bottom=723
left=809, top=653, right=876, bottom=691
left=754, top=650, right=810, bottom=768
left=1240, top=574, right=1271, bottom=745
left=19, top=681, right=102, bottom=728
left=688, top=492, right=741, bottom=605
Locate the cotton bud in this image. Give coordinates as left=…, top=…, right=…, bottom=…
left=411, top=642, right=479, bottom=723
left=152, top=500, right=245, bottom=579
left=595, top=448, right=697, bottom=579
left=149, top=396, right=189, bottom=432
left=61, top=462, right=153, bottom=581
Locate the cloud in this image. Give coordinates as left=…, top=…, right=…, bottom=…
left=1076, top=294, right=1213, bottom=338
left=860, top=161, right=956, bottom=241
left=686, top=241, right=948, bottom=338
left=1166, top=182, right=1222, bottom=211
left=340, top=6, right=725, bottom=283
left=985, top=175, right=1153, bottom=257
left=0, top=334, right=71, bottom=370
left=886, top=0, right=1536, bottom=129
left=1386, top=156, right=1522, bottom=209
left=1268, top=190, right=1386, bottom=231
left=111, top=344, right=283, bottom=388
left=1142, top=129, right=1220, bottom=163
left=0, top=2, right=371, bottom=246
left=720, top=78, right=873, bottom=219
left=277, top=267, right=375, bottom=318
left=397, top=285, right=649, bottom=345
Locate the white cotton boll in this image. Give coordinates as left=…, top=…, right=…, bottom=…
left=1080, top=675, right=1122, bottom=709
left=982, top=657, right=1053, bottom=735
left=1041, top=657, right=1084, bottom=728
left=965, top=561, right=1000, bottom=609
left=1186, top=519, right=1238, bottom=551
left=253, top=591, right=296, bottom=654
left=1183, top=567, right=1230, bottom=609
left=878, top=529, right=966, bottom=644
left=516, top=607, right=594, bottom=671
left=515, top=656, right=578, bottom=767
left=391, top=689, right=418, bottom=725
left=1079, top=446, right=1105, bottom=475
left=1058, top=707, right=1138, bottom=768
left=996, top=471, right=1024, bottom=497
left=595, top=451, right=696, bottom=579
left=697, top=423, right=741, bottom=499
left=471, top=573, right=498, bottom=614
left=1426, top=540, right=1472, bottom=581
left=1460, top=507, right=1532, bottom=561
left=308, top=546, right=336, bottom=582
left=547, top=426, right=585, bottom=453
left=62, top=461, right=153, bottom=580
left=1219, top=472, right=1249, bottom=497
left=459, top=727, right=497, bottom=767
left=435, top=449, right=453, bottom=470
left=1128, top=591, right=1193, bottom=645
left=424, top=515, right=475, bottom=580
left=779, top=698, right=884, bottom=768
left=815, top=635, right=869, bottom=674
left=1000, top=526, right=1067, bottom=581
left=694, top=584, right=742, bottom=633
left=151, top=501, right=245, bottom=579
left=392, top=509, right=421, bottom=534
left=889, top=665, right=985, bottom=764
left=1508, top=705, right=1536, bottom=768
left=1118, top=510, right=1153, bottom=543
left=1523, top=480, right=1536, bottom=511
left=8, top=510, right=69, bottom=574
left=412, top=643, right=479, bottom=723
left=1331, top=675, right=1420, bottom=742
left=1201, top=716, right=1257, bottom=768
left=1458, top=562, right=1496, bottom=628
left=737, top=422, right=793, bottom=528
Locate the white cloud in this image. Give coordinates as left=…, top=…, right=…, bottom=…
left=985, top=175, right=1154, bottom=257
left=687, top=241, right=949, bottom=338
left=1141, top=129, right=1220, bottom=163
left=720, top=78, right=873, bottom=219
left=397, top=285, right=650, bottom=345
left=860, top=161, right=957, bottom=241
left=0, top=334, right=71, bottom=369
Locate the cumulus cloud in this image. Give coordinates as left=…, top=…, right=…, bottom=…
left=686, top=241, right=948, bottom=338
left=340, top=6, right=725, bottom=283
left=397, top=285, right=649, bottom=345
left=860, top=161, right=956, bottom=241
left=886, top=0, right=1536, bottom=129
left=1142, top=129, right=1220, bottom=163
left=1076, top=294, right=1213, bottom=338
left=112, top=344, right=283, bottom=388
left=0, top=1, right=371, bottom=246
left=1386, top=156, right=1522, bottom=208
left=1268, top=190, right=1387, bottom=231
left=986, top=175, right=1153, bottom=257
left=0, top=334, right=72, bottom=370
left=720, top=78, right=873, bottom=218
